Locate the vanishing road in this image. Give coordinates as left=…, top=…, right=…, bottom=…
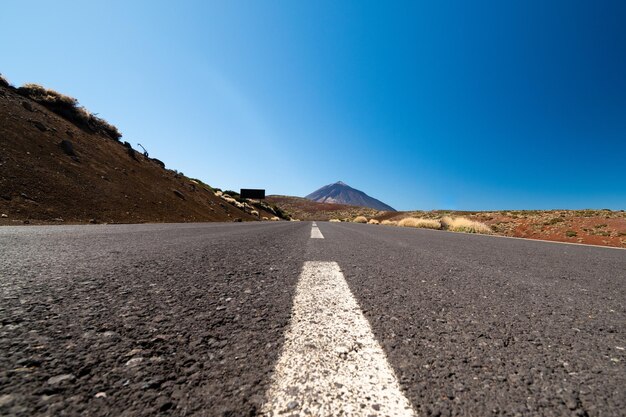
left=1, top=222, right=625, bottom=416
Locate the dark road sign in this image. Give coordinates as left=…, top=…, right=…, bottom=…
left=240, top=189, right=265, bottom=199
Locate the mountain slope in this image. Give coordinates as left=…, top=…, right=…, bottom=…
left=0, top=81, right=274, bottom=224
left=305, top=181, right=396, bottom=211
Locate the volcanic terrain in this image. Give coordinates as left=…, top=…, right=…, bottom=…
left=0, top=79, right=282, bottom=225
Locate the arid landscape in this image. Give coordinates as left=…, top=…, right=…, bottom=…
left=1, top=77, right=623, bottom=250
left=2, top=2, right=626, bottom=416
left=266, top=195, right=626, bottom=248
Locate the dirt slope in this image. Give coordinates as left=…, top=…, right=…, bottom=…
left=0, top=83, right=270, bottom=224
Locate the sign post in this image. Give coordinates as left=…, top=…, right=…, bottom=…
left=240, top=189, right=265, bottom=200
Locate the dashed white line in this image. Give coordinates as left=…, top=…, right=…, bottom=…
left=310, top=222, right=324, bottom=239
left=261, top=261, right=416, bottom=416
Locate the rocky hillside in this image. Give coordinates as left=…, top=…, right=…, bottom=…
left=305, top=181, right=396, bottom=211
left=0, top=77, right=283, bottom=225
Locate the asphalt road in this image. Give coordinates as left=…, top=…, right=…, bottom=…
left=1, top=222, right=624, bottom=416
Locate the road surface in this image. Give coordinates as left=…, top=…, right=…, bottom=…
left=1, top=221, right=624, bottom=416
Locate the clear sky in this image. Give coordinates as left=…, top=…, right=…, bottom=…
left=2, top=1, right=625, bottom=210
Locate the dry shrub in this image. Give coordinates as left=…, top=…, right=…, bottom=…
left=368, top=219, right=380, bottom=225
left=380, top=220, right=397, bottom=226
left=329, top=219, right=341, bottom=222
left=398, top=217, right=441, bottom=229
left=441, top=216, right=492, bottom=234
left=0, top=73, right=10, bottom=88
left=270, top=216, right=280, bottom=221
left=16, top=83, right=121, bottom=140
left=353, top=216, right=368, bottom=223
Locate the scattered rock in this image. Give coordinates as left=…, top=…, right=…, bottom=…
left=1, top=214, right=7, bottom=218
left=157, top=397, right=174, bottom=412
left=125, top=357, right=144, bottom=367
left=89, top=218, right=99, bottom=224
left=173, top=190, right=185, bottom=200
left=287, top=401, right=299, bottom=410
left=127, top=147, right=138, bottom=161
left=16, top=358, right=41, bottom=367
left=47, top=374, right=75, bottom=385
left=22, top=101, right=34, bottom=112
left=31, top=120, right=48, bottom=132
left=151, top=158, right=165, bottom=169
left=141, top=378, right=163, bottom=390
left=0, top=394, right=15, bottom=407
left=59, top=140, right=76, bottom=157
left=94, top=392, right=107, bottom=399
left=102, top=331, right=120, bottom=340
left=233, top=218, right=242, bottom=223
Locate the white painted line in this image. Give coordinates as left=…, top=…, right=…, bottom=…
left=310, top=223, right=324, bottom=239
left=261, top=261, right=416, bottom=416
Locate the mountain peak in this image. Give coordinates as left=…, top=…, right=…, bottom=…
left=305, top=182, right=396, bottom=211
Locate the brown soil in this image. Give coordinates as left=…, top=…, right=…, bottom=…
left=266, top=195, right=380, bottom=221
left=0, top=85, right=274, bottom=225
left=380, top=210, right=626, bottom=249
left=268, top=196, right=626, bottom=249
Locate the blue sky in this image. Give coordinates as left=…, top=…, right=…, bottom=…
left=2, top=1, right=625, bottom=210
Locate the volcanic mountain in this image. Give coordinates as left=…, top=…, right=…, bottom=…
left=305, top=181, right=396, bottom=211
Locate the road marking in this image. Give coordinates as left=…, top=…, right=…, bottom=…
left=261, top=261, right=416, bottom=416
left=310, top=222, right=324, bottom=239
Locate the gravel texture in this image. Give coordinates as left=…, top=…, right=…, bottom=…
left=310, top=222, right=626, bottom=417
left=1, top=222, right=309, bottom=416
left=1, top=221, right=625, bottom=416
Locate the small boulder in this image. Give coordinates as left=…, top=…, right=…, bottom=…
left=233, top=218, right=242, bottom=222
left=151, top=158, right=165, bottom=169
left=31, top=120, right=47, bottom=132
left=22, top=101, right=34, bottom=112
left=173, top=190, right=185, bottom=200
left=127, top=147, right=138, bottom=161
left=59, top=140, right=76, bottom=157
left=48, top=374, right=75, bottom=385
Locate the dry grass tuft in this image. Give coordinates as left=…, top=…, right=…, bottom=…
left=353, top=216, right=368, bottom=223
left=398, top=217, right=441, bottom=229
left=329, top=219, right=341, bottom=222
left=440, top=216, right=492, bottom=234
left=368, top=219, right=380, bottom=225
left=16, top=83, right=121, bottom=140
left=271, top=216, right=280, bottom=221
left=380, top=220, right=397, bottom=226
left=0, top=73, right=11, bottom=88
